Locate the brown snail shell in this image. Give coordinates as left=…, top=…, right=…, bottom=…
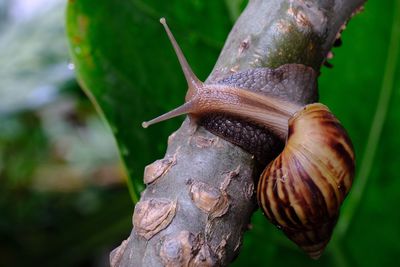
left=257, top=103, right=355, bottom=259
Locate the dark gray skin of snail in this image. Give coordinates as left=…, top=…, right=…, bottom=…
left=142, top=18, right=355, bottom=259
left=199, top=65, right=318, bottom=164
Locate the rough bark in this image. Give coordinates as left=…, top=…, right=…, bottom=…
left=111, top=0, right=366, bottom=266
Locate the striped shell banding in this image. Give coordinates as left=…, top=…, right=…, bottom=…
left=257, top=103, right=354, bottom=258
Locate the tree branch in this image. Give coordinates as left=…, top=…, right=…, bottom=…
left=111, top=0, right=365, bottom=266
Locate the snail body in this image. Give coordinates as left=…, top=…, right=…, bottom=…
left=143, top=18, right=355, bottom=259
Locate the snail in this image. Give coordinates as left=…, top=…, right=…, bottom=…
left=142, top=18, right=355, bottom=259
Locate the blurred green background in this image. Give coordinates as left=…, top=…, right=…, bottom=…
left=1, top=0, right=399, bottom=266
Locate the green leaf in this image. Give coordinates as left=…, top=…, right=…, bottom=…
left=66, top=0, right=232, bottom=201
left=224, top=0, right=247, bottom=23
left=335, top=0, right=400, bottom=239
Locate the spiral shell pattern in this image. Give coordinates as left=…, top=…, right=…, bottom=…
left=257, top=103, right=355, bottom=259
